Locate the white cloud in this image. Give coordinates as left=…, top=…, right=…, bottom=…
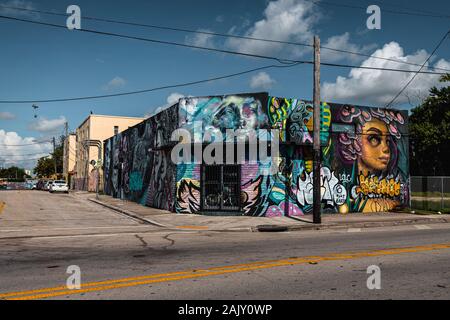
left=166, top=92, right=185, bottom=105
left=226, top=0, right=319, bottom=57
left=144, top=93, right=186, bottom=118
left=185, top=29, right=216, bottom=48
left=0, top=0, right=40, bottom=19
left=28, top=116, right=66, bottom=133
left=322, top=41, right=450, bottom=106
left=321, top=32, right=377, bottom=63
left=0, top=111, right=15, bottom=120
left=0, top=130, right=52, bottom=169
left=102, top=76, right=126, bottom=91
left=250, top=72, right=276, bottom=90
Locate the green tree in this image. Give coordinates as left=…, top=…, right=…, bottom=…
left=0, top=166, right=29, bottom=182
left=409, top=74, right=450, bottom=175
left=33, top=135, right=65, bottom=177
left=33, top=157, right=55, bottom=178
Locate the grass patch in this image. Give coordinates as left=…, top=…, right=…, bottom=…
left=394, top=207, right=438, bottom=215
left=411, top=192, right=450, bottom=197
left=411, top=198, right=450, bottom=212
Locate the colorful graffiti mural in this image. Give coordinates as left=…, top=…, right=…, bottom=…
left=179, top=94, right=270, bottom=142
left=104, top=92, right=409, bottom=216
left=174, top=95, right=408, bottom=215
left=327, top=105, right=409, bottom=213
left=175, top=163, right=201, bottom=213
left=104, top=104, right=179, bottom=210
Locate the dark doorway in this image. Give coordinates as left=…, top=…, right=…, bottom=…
left=201, top=164, right=241, bottom=212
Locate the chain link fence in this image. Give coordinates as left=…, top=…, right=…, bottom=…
left=410, top=176, right=450, bottom=213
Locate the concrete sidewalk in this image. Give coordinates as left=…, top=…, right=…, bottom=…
left=79, top=193, right=450, bottom=232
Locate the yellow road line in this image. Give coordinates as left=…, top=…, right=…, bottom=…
left=3, top=242, right=450, bottom=300
left=0, top=202, right=5, bottom=214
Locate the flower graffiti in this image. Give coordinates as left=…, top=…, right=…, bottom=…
left=354, top=174, right=401, bottom=198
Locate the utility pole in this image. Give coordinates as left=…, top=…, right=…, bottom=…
left=313, top=35, right=322, bottom=224
left=64, top=122, right=68, bottom=137
left=52, top=136, right=57, bottom=177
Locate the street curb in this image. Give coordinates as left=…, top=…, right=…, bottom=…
left=283, top=216, right=450, bottom=232
left=87, top=198, right=450, bottom=233
left=88, top=198, right=169, bottom=228
left=88, top=198, right=254, bottom=232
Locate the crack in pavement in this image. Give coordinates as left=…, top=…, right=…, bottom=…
left=161, top=233, right=176, bottom=250
left=134, top=234, right=148, bottom=248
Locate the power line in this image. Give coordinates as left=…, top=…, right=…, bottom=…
left=0, top=140, right=51, bottom=146
left=0, top=17, right=446, bottom=104
left=0, top=62, right=303, bottom=104
left=306, top=0, right=450, bottom=19
left=318, top=45, right=450, bottom=72
left=374, top=0, right=450, bottom=17
left=0, top=152, right=51, bottom=157
left=385, top=30, right=450, bottom=108
left=0, top=60, right=444, bottom=104
left=0, top=13, right=448, bottom=76
left=0, top=14, right=307, bottom=63
left=0, top=4, right=449, bottom=72
left=321, top=62, right=443, bottom=74
left=0, top=156, right=49, bottom=162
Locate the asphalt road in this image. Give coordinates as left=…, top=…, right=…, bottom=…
left=0, top=191, right=449, bottom=300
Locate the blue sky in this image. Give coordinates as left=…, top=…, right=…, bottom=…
left=0, top=0, right=449, bottom=169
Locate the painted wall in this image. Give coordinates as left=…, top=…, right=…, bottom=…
left=103, top=105, right=178, bottom=210
left=104, top=93, right=409, bottom=216
left=175, top=93, right=270, bottom=213
left=175, top=94, right=409, bottom=215
left=75, top=114, right=145, bottom=191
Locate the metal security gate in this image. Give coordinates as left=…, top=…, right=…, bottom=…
left=202, top=164, right=240, bottom=212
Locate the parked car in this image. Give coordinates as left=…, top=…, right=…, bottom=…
left=49, top=180, right=69, bottom=193
left=43, top=180, right=53, bottom=191
left=36, top=180, right=46, bottom=190
left=25, top=180, right=37, bottom=190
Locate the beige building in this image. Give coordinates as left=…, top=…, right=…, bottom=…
left=63, top=133, right=76, bottom=184
left=74, top=114, right=145, bottom=191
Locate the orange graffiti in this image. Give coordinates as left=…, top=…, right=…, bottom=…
left=356, top=174, right=401, bottom=198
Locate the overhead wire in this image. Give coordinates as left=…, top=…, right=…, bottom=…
left=305, top=0, right=450, bottom=19
left=0, top=62, right=305, bottom=103
left=0, top=13, right=446, bottom=76
left=385, top=29, right=450, bottom=108
left=0, top=4, right=449, bottom=72
left=0, top=140, right=51, bottom=146
left=0, top=5, right=450, bottom=71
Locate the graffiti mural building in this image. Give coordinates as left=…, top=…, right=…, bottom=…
left=104, top=92, right=409, bottom=216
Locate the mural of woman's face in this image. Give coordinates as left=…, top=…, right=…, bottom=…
left=358, top=118, right=391, bottom=174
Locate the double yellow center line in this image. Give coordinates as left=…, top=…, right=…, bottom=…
left=2, top=242, right=450, bottom=300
